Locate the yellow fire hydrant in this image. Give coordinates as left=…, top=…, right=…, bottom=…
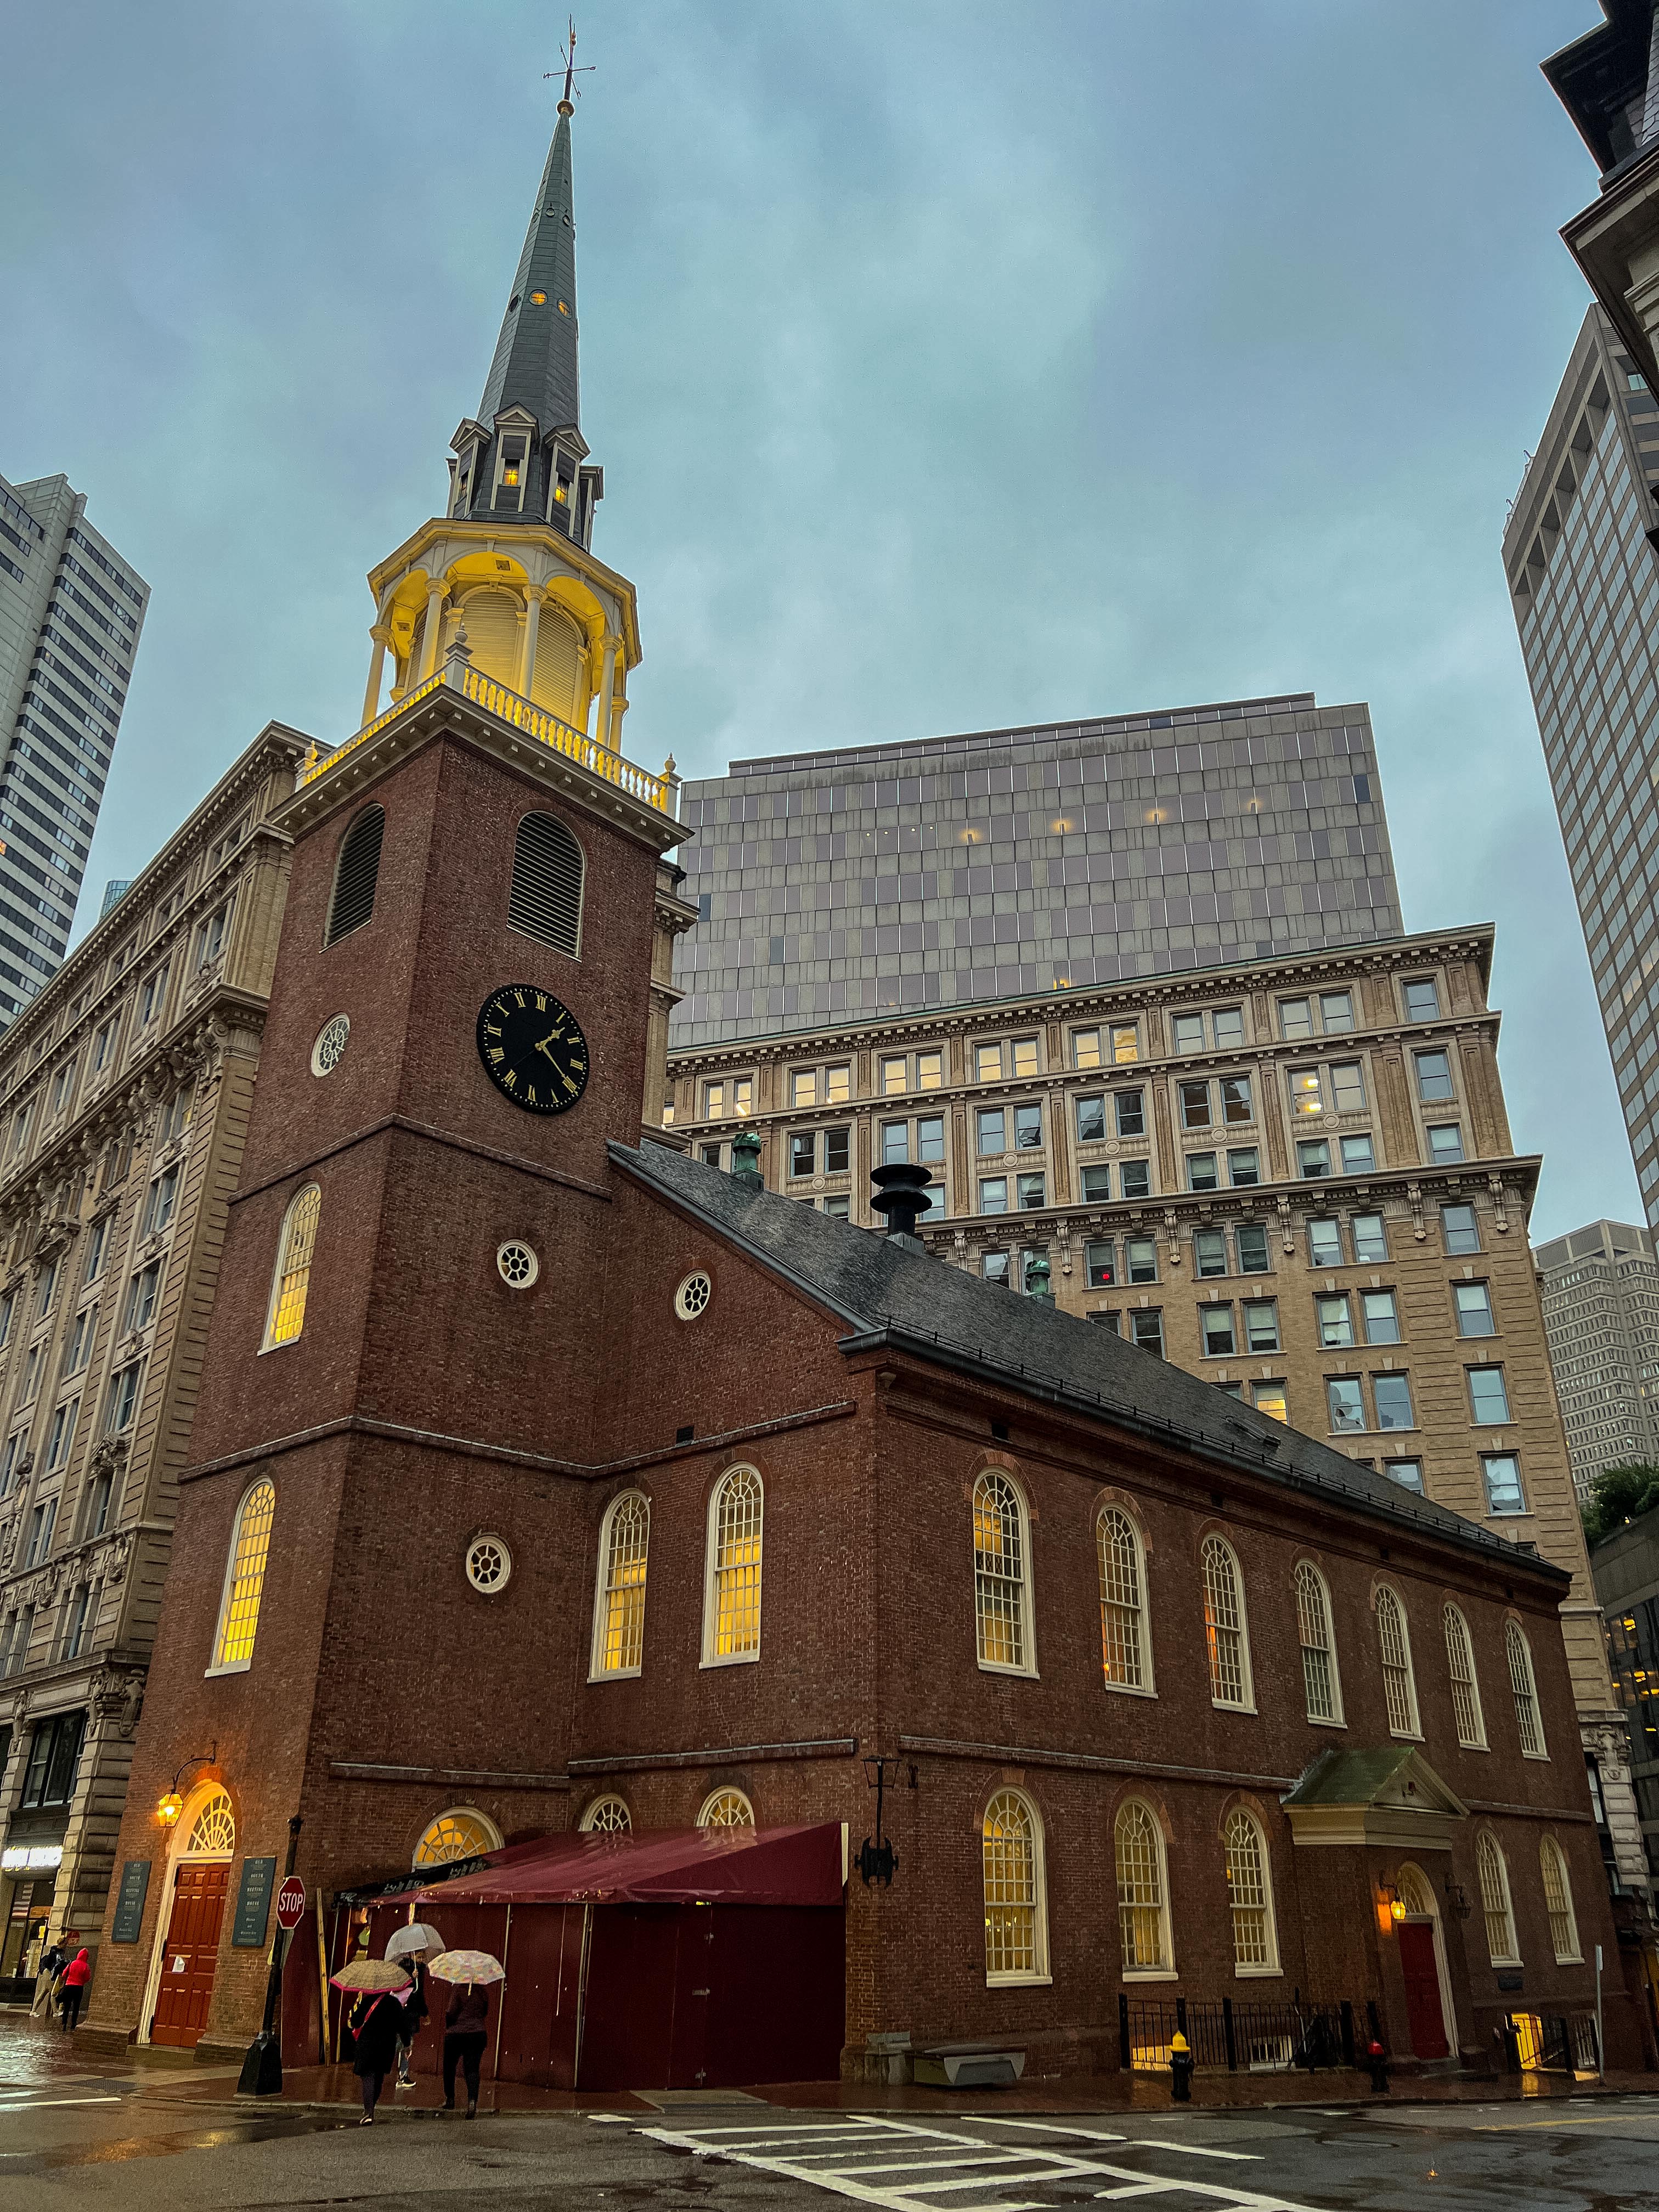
left=1169, top=2029, right=1194, bottom=2102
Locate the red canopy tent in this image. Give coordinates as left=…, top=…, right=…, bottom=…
left=408, top=1822, right=844, bottom=1910
left=340, top=1824, right=846, bottom=2092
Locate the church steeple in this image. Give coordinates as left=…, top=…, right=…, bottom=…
left=446, top=59, right=601, bottom=549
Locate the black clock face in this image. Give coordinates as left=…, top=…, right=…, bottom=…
left=476, top=985, right=589, bottom=1115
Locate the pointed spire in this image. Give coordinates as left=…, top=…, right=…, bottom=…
left=477, top=105, right=582, bottom=437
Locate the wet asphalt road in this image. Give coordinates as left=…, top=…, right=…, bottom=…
left=2, top=2085, right=1659, bottom=2210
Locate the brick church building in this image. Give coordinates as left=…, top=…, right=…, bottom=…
left=82, top=94, right=1640, bottom=2083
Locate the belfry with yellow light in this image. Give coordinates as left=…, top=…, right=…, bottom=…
left=355, top=64, right=640, bottom=754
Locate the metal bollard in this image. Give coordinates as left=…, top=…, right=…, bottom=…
left=1365, top=2038, right=1390, bottom=2095
left=1169, top=2030, right=1194, bottom=2103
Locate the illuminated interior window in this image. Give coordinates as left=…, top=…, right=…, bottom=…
left=592, top=1492, right=650, bottom=1677
left=1097, top=1508, right=1147, bottom=1690
left=210, top=1480, right=275, bottom=1671
left=184, top=1791, right=236, bottom=1856
left=263, top=1185, right=320, bottom=1349
left=704, top=1468, right=763, bottom=1662
left=1114, top=1799, right=1170, bottom=1973
left=983, top=1788, right=1045, bottom=1980
left=973, top=1470, right=1031, bottom=1672
left=413, top=1808, right=502, bottom=1869
left=698, top=1788, right=754, bottom=1828
left=1223, top=1809, right=1277, bottom=1972
left=1201, top=1536, right=1251, bottom=1708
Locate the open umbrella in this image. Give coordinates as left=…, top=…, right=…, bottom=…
left=330, top=1957, right=411, bottom=1993
left=425, top=1949, right=505, bottom=1984
left=385, top=1923, right=444, bottom=1962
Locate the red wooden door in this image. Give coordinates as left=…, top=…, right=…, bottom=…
left=151, top=1864, right=229, bottom=2047
left=1398, top=1921, right=1448, bottom=2059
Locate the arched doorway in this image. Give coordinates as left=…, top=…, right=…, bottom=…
left=143, top=1790, right=236, bottom=2048
left=1396, top=1861, right=1457, bottom=2061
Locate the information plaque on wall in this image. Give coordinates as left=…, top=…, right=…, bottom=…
left=231, top=1857, right=277, bottom=1949
left=111, top=1860, right=150, bottom=1944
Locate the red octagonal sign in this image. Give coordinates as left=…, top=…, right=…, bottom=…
left=276, top=1876, right=306, bottom=1932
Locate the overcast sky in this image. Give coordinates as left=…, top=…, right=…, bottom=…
left=0, top=0, right=1630, bottom=1239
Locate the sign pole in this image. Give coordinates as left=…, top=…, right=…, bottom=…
left=238, top=1817, right=302, bottom=2097
left=1596, top=1942, right=1605, bottom=2079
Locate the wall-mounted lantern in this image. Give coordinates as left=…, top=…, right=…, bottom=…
left=156, top=1743, right=217, bottom=1826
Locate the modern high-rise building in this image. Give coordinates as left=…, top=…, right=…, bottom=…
left=670, top=695, right=1401, bottom=1047
left=1547, top=1, right=1659, bottom=395
left=1534, top=1219, right=1659, bottom=1502
left=1502, top=308, right=1659, bottom=1226
left=0, top=472, right=147, bottom=1025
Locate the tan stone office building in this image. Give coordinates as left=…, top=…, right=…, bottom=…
left=0, top=719, right=311, bottom=1989
left=668, top=922, right=1652, bottom=1900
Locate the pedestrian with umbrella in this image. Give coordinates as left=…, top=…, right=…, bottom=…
left=330, top=1957, right=410, bottom=2124
left=385, top=1923, right=441, bottom=2090
left=426, top=1949, right=504, bottom=2119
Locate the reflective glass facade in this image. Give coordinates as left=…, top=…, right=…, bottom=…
left=671, top=694, right=1401, bottom=1047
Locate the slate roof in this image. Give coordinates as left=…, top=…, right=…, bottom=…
left=1282, top=1748, right=1422, bottom=1807
left=612, top=1141, right=1568, bottom=1587
left=475, top=110, right=582, bottom=442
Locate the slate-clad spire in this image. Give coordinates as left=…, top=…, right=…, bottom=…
left=478, top=101, right=582, bottom=436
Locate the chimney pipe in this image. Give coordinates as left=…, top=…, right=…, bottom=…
left=730, top=1126, right=763, bottom=1190
left=870, top=1161, right=934, bottom=1244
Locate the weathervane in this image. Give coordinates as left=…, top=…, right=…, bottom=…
left=544, top=18, right=595, bottom=115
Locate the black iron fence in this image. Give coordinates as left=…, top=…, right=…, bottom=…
left=1119, top=1990, right=1376, bottom=2074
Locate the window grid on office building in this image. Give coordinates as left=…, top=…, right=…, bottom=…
left=974, top=1471, right=1028, bottom=1669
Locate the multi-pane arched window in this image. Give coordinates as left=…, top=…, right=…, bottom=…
left=590, top=1491, right=650, bottom=1678
left=209, top=1479, right=275, bottom=1672
left=1375, top=1586, right=1420, bottom=1737
left=973, top=1470, right=1034, bottom=1674
left=703, top=1467, right=763, bottom=1664
left=983, top=1788, right=1047, bottom=1983
left=508, top=811, right=584, bottom=957
left=580, top=1796, right=631, bottom=1833
left=1294, top=1561, right=1341, bottom=1723
left=1097, top=1506, right=1149, bottom=1691
left=1476, top=1831, right=1520, bottom=1965
left=1223, top=1809, right=1278, bottom=1974
left=412, top=1807, right=503, bottom=1868
left=1539, top=1837, right=1581, bottom=1962
left=1201, top=1536, right=1252, bottom=1709
left=1443, top=1604, right=1486, bottom=1748
left=262, top=1185, right=320, bottom=1350
left=1114, top=1798, right=1173, bottom=1976
left=698, top=1787, right=754, bottom=1829
left=184, top=1791, right=236, bottom=1856
left=1505, top=1622, right=1546, bottom=1757
left=324, top=805, right=384, bottom=947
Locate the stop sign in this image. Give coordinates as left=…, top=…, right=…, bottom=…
left=275, top=1876, right=306, bottom=1932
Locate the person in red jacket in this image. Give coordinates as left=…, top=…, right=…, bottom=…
left=59, top=1949, right=91, bottom=2033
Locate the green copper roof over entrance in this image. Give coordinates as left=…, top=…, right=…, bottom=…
left=478, top=105, right=582, bottom=436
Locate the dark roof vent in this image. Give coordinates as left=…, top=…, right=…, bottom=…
left=871, top=1162, right=934, bottom=1241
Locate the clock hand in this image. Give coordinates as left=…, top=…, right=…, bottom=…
left=535, top=1038, right=563, bottom=1064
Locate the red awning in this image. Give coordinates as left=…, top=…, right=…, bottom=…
left=405, top=1824, right=844, bottom=1909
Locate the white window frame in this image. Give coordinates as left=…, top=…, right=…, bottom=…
left=206, top=1477, right=276, bottom=1677
left=412, top=1805, right=504, bottom=1867
left=982, top=1786, right=1050, bottom=1985
left=1375, top=1583, right=1421, bottom=1739
left=1477, top=1831, right=1521, bottom=1966
left=1096, top=1505, right=1153, bottom=1696
left=972, top=1468, right=1036, bottom=1678
left=701, top=1465, right=763, bottom=1668
left=579, top=1794, right=631, bottom=1833
left=1540, top=1836, right=1582, bottom=1964
left=1443, top=1604, right=1487, bottom=1749
left=1114, top=1796, right=1176, bottom=1980
left=589, top=1489, right=650, bottom=1681
left=1294, top=1560, right=1344, bottom=1726
left=261, top=1183, right=321, bottom=1352
left=1223, top=1807, right=1281, bottom=1977
left=1201, top=1534, right=1255, bottom=1711
left=1506, top=1621, right=1548, bottom=1759
left=697, top=1786, right=754, bottom=1828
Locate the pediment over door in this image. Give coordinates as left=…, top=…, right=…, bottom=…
left=1282, top=1746, right=1469, bottom=1853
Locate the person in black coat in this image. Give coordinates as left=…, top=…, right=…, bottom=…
left=394, top=1965, right=428, bottom=2088
left=348, top=1988, right=405, bottom=2123
left=443, top=1983, right=489, bottom=2118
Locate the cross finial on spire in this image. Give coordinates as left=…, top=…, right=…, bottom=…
left=543, top=18, right=593, bottom=117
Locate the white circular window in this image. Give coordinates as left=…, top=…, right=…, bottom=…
left=310, top=1014, right=350, bottom=1077
left=497, top=1241, right=539, bottom=1288
left=674, top=1271, right=712, bottom=1321
left=466, top=1534, right=511, bottom=1593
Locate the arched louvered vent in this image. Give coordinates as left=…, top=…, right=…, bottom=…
left=325, top=806, right=385, bottom=947
left=509, top=811, right=583, bottom=956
